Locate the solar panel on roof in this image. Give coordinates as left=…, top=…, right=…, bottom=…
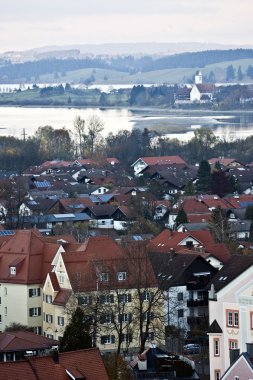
left=35, top=181, right=52, bottom=188
left=0, top=230, right=15, bottom=236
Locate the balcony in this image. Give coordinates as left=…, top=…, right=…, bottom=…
left=187, top=316, right=209, bottom=329
left=187, top=299, right=208, bottom=307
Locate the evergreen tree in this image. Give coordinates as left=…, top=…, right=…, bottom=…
left=249, top=222, right=253, bottom=242
left=208, top=71, right=216, bottom=83
left=59, top=307, right=92, bottom=352
left=175, top=207, right=188, bottom=227
left=211, top=170, right=231, bottom=197
left=184, top=181, right=196, bottom=196
left=196, top=160, right=212, bottom=193
left=226, top=64, right=235, bottom=81
left=245, top=205, right=253, bottom=221
left=237, top=65, right=243, bottom=81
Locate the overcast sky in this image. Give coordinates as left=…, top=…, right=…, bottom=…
left=0, top=0, right=252, bottom=52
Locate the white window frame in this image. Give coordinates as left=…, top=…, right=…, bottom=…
left=46, top=314, right=53, bottom=323
left=100, top=272, right=109, bottom=282
left=45, top=295, right=53, bottom=304
left=10, top=266, right=16, bottom=276
left=117, top=271, right=126, bottom=281
left=58, top=316, right=64, bottom=326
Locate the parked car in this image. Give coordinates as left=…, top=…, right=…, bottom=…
left=183, top=343, right=201, bottom=355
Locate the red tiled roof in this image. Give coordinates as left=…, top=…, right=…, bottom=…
left=187, top=213, right=212, bottom=223
left=49, top=272, right=61, bottom=291
left=150, top=230, right=216, bottom=252
left=0, top=331, right=58, bottom=351
left=138, top=155, right=186, bottom=166
left=0, top=348, right=109, bottom=380
left=209, top=158, right=238, bottom=166
left=53, top=289, right=72, bottom=306
left=0, top=230, right=60, bottom=285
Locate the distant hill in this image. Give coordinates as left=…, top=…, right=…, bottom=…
left=0, top=49, right=253, bottom=84
left=2, top=42, right=253, bottom=61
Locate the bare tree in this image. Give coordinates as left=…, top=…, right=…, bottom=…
left=73, top=115, right=86, bottom=158
left=87, top=115, right=104, bottom=155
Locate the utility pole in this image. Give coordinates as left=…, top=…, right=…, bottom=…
left=22, top=128, right=26, bottom=141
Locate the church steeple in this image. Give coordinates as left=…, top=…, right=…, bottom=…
left=195, top=70, right=202, bottom=84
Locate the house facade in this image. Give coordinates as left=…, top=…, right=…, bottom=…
left=208, top=256, right=253, bottom=380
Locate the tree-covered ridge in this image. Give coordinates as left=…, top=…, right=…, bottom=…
left=1, top=49, right=253, bottom=82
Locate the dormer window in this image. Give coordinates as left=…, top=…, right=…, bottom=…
left=10, top=266, right=16, bottom=276
left=117, top=272, right=126, bottom=281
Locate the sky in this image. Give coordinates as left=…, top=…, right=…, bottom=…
left=0, top=0, right=252, bottom=53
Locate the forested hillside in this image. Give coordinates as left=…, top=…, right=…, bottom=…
left=1, top=49, right=253, bottom=83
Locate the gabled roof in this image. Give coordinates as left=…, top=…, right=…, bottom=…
left=207, top=319, right=223, bottom=334
left=206, top=255, right=253, bottom=292
left=149, top=251, right=216, bottom=289
left=209, top=158, right=239, bottom=167
left=195, top=84, right=215, bottom=93
left=132, top=155, right=186, bottom=167
left=0, top=331, right=58, bottom=351
left=0, top=348, right=109, bottom=380
left=0, top=230, right=60, bottom=284
left=150, top=230, right=215, bottom=252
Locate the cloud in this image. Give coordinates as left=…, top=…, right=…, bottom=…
left=0, top=0, right=252, bottom=51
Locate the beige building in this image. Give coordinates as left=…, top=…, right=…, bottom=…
left=42, top=236, right=166, bottom=351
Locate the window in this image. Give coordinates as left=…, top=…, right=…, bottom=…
left=229, top=339, right=238, bottom=349
left=29, top=288, right=41, bottom=297
left=142, top=291, right=153, bottom=301
left=250, top=312, right=253, bottom=330
left=4, top=287, right=7, bottom=296
left=45, top=314, right=53, bottom=323
left=33, top=326, right=42, bottom=335
left=78, top=295, right=92, bottom=305
left=0, top=315, right=2, bottom=322
left=214, top=370, right=221, bottom=380
left=99, top=294, right=114, bottom=304
left=118, top=293, right=132, bottom=304
left=226, top=310, right=239, bottom=327
left=234, top=377, right=239, bottom=380
left=59, top=275, right=64, bottom=284
left=100, top=314, right=114, bottom=324
left=178, top=309, right=184, bottom=318
left=177, top=292, right=183, bottom=301
left=47, top=334, right=54, bottom=339
left=101, top=335, right=115, bottom=345
left=120, top=333, right=133, bottom=343
left=118, top=313, right=132, bottom=323
left=117, top=272, right=126, bottom=281
left=45, top=295, right=53, bottom=304
left=100, top=272, right=109, bottom=282
left=144, top=311, right=154, bottom=321
left=9, top=266, right=16, bottom=276
left=58, top=316, right=64, bottom=326
left=29, top=307, right=41, bottom=317
left=214, top=338, right=220, bottom=356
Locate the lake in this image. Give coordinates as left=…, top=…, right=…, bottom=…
left=0, top=106, right=253, bottom=141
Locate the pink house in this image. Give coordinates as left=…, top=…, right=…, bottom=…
left=207, top=255, right=253, bottom=380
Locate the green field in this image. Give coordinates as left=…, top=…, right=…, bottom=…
left=38, top=58, right=253, bottom=85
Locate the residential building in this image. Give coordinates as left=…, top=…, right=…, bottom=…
left=207, top=255, right=253, bottom=380
left=0, top=347, right=110, bottom=380
left=0, top=230, right=63, bottom=333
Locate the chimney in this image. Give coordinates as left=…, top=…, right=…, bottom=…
left=50, top=348, right=59, bottom=364
left=230, top=348, right=240, bottom=365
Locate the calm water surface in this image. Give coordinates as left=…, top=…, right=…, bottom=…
left=0, top=106, right=253, bottom=141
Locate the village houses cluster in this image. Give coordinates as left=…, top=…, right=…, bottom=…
left=1, top=152, right=253, bottom=379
